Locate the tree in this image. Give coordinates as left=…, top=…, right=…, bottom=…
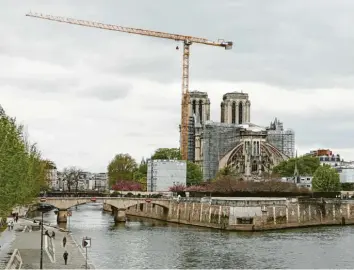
left=216, top=166, right=241, bottom=179
left=0, top=110, right=47, bottom=217
left=272, top=155, right=320, bottom=177
left=341, top=183, right=354, bottom=191
left=133, top=158, right=147, bottom=191
left=107, top=154, right=137, bottom=186
left=112, top=180, right=142, bottom=191
left=169, top=183, right=186, bottom=192
left=151, top=148, right=181, bottom=160
left=312, top=165, right=341, bottom=192
left=62, top=167, right=82, bottom=192
left=186, top=161, right=203, bottom=186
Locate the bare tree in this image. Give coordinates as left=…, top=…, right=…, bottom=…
left=62, top=167, right=83, bottom=192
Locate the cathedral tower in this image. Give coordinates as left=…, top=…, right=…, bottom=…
left=188, top=91, right=210, bottom=164
left=189, top=91, right=210, bottom=125
left=220, top=91, right=251, bottom=124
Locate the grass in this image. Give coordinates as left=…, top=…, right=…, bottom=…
left=0, top=225, right=6, bottom=234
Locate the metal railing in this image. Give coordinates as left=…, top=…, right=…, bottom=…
left=44, top=235, right=56, bottom=263
left=5, top=249, right=22, bottom=270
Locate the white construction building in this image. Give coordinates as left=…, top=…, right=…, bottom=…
left=147, top=160, right=187, bottom=192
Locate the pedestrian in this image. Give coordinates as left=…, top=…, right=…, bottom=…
left=62, top=236, right=67, bottom=247
left=51, top=231, right=55, bottom=239
left=63, top=251, right=68, bottom=265
left=45, top=230, right=50, bottom=237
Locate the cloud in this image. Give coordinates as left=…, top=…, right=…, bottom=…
left=1, top=0, right=354, bottom=172
left=81, top=83, right=132, bottom=101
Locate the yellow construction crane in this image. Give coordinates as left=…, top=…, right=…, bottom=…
left=25, top=12, right=233, bottom=160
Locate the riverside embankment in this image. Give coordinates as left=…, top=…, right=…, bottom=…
left=104, top=197, right=354, bottom=231
left=0, top=216, right=94, bottom=269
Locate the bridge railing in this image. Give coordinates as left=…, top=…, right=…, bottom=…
left=5, top=249, right=22, bottom=270
left=39, top=197, right=173, bottom=201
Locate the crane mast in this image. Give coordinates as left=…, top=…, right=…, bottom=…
left=25, top=12, right=233, bottom=161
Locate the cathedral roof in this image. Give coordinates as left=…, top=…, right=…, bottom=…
left=189, top=90, right=209, bottom=98
left=222, top=91, right=249, bottom=100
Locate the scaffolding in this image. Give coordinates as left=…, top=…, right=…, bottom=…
left=202, top=121, right=241, bottom=181
left=188, top=116, right=195, bottom=162
left=266, top=118, right=295, bottom=158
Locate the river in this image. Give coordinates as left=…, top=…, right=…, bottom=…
left=36, top=203, right=354, bottom=269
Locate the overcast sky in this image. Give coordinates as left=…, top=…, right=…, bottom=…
left=1, top=0, right=354, bottom=172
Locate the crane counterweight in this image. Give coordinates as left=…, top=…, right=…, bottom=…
left=26, top=11, right=233, bottom=161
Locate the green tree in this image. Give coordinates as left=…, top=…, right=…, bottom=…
left=273, top=155, right=320, bottom=177
left=133, top=158, right=147, bottom=191
left=0, top=110, right=47, bottom=217
left=312, top=164, right=341, bottom=192
left=341, top=183, right=354, bottom=191
left=215, top=166, right=241, bottom=179
left=186, top=161, right=203, bottom=186
left=107, top=154, right=137, bottom=186
left=151, top=148, right=181, bottom=160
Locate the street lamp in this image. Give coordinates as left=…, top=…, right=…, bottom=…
left=37, top=203, right=53, bottom=269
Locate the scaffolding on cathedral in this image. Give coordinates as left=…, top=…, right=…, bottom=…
left=188, top=116, right=196, bottom=162
left=266, top=118, right=295, bottom=158
left=202, top=121, right=241, bottom=181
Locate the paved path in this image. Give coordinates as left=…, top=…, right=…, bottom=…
left=1, top=219, right=94, bottom=269
left=0, top=226, right=16, bottom=269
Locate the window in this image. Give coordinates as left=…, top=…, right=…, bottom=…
left=221, top=103, right=225, bottom=123
left=252, top=161, right=258, bottom=172
left=238, top=102, right=243, bottom=124
left=232, top=102, right=236, bottom=124
left=199, top=100, right=203, bottom=122
left=192, top=100, right=196, bottom=114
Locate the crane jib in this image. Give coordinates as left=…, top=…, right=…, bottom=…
left=25, top=11, right=233, bottom=161
left=26, top=12, right=232, bottom=48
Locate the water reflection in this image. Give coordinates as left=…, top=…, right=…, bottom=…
left=26, top=204, right=354, bottom=269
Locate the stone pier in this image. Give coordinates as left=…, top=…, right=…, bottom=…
left=112, top=208, right=126, bottom=223
left=56, top=209, right=67, bottom=223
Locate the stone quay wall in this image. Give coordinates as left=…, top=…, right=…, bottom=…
left=116, top=197, right=354, bottom=231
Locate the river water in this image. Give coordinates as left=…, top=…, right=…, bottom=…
left=37, top=203, right=354, bottom=269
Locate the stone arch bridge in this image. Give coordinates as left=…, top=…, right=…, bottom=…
left=36, top=197, right=171, bottom=223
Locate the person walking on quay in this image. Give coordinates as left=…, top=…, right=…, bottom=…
left=8, top=220, right=14, bottom=230
left=63, top=236, right=67, bottom=247
left=51, top=231, right=55, bottom=239
left=63, top=251, right=68, bottom=265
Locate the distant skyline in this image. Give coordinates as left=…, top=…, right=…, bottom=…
left=2, top=0, right=354, bottom=171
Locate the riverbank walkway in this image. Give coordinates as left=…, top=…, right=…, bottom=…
left=1, top=218, right=93, bottom=269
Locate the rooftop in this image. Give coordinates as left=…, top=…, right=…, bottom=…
left=237, top=122, right=266, bottom=132
left=222, top=91, right=249, bottom=100
left=189, top=90, right=209, bottom=97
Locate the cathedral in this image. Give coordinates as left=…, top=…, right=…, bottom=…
left=187, top=91, right=295, bottom=181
